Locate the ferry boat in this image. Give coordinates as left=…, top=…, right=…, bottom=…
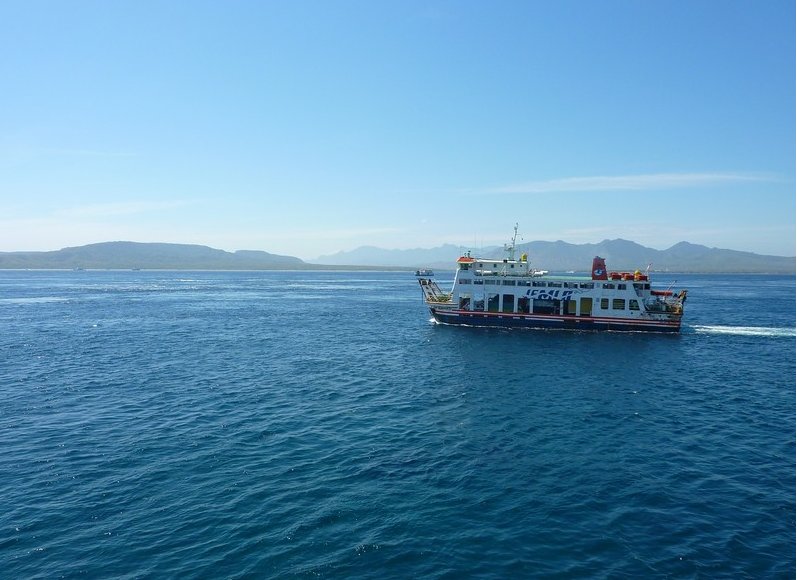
left=415, top=269, right=434, bottom=277
left=418, top=227, right=687, bottom=333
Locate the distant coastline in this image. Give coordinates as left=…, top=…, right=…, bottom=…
left=314, top=238, right=795, bottom=274
left=0, top=242, right=403, bottom=272
left=0, top=240, right=793, bottom=273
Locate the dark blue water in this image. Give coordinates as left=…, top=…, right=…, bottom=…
left=1, top=270, right=794, bottom=578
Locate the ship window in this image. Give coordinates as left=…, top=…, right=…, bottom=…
left=473, top=279, right=483, bottom=285
left=487, top=293, right=499, bottom=312
left=618, top=284, right=626, bottom=290
left=510, top=264, right=515, bottom=268
left=603, top=283, right=615, bottom=289
left=532, top=281, right=546, bottom=287
left=612, top=299, right=625, bottom=310
left=459, top=279, right=471, bottom=284
left=533, top=299, right=559, bottom=314
left=502, top=280, right=516, bottom=286
left=548, top=282, right=562, bottom=288
left=600, top=298, right=609, bottom=309
left=579, top=283, right=594, bottom=289
left=645, top=284, right=650, bottom=290
left=629, top=300, right=640, bottom=310
left=519, top=280, right=530, bottom=286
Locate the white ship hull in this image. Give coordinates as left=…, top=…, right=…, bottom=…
left=419, top=241, right=686, bottom=334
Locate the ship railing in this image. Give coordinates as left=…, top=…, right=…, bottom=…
left=644, top=298, right=683, bottom=314
left=419, top=278, right=453, bottom=304
left=474, top=269, right=540, bottom=277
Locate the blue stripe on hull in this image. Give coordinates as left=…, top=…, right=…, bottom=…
left=430, top=309, right=681, bottom=333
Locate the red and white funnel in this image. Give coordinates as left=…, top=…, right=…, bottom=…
left=591, top=256, right=608, bottom=280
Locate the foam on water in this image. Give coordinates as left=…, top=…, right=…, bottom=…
left=691, top=324, right=796, bottom=337
left=0, top=297, right=70, bottom=304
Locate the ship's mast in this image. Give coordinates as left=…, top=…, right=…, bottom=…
left=504, top=223, right=519, bottom=261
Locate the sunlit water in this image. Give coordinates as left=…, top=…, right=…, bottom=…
left=1, top=271, right=794, bottom=577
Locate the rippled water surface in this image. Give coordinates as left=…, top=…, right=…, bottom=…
left=1, top=271, right=794, bottom=578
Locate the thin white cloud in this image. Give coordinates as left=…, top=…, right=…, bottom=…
left=0, top=144, right=138, bottom=166
left=245, top=227, right=407, bottom=242
left=482, top=172, right=776, bottom=194
left=57, top=200, right=196, bottom=218
left=43, top=147, right=138, bottom=158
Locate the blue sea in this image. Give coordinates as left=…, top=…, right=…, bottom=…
left=1, top=270, right=794, bottom=578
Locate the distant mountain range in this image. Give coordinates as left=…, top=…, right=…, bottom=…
left=313, top=244, right=465, bottom=268
left=0, top=242, right=306, bottom=270
left=313, top=239, right=795, bottom=273
left=0, top=239, right=792, bottom=272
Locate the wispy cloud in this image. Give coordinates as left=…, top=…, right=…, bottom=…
left=245, top=227, right=407, bottom=242
left=0, top=144, right=138, bottom=166
left=57, top=200, right=196, bottom=219
left=481, top=172, right=776, bottom=194
left=43, top=147, right=138, bottom=158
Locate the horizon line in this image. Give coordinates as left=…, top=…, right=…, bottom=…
left=0, top=237, right=793, bottom=259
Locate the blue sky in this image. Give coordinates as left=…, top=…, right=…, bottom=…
left=1, top=0, right=794, bottom=259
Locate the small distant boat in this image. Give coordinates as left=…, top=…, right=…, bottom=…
left=415, top=269, right=434, bottom=277
left=417, top=225, right=687, bottom=333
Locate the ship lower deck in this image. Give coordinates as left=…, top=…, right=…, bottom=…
left=430, top=308, right=681, bottom=333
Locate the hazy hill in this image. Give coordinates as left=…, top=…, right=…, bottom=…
left=313, top=244, right=464, bottom=267
left=312, top=239, right=795, bottom=273
left=513, top=239, right=795, bottom=273
left=1, top=239, right=793, bottom=273
left=0, top=242, right=309, bottom=270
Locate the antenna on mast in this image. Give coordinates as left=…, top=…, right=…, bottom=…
left=504, top=223, right=519, bottom=260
